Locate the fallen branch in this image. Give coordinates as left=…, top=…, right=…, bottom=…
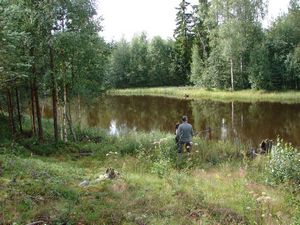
left=26, top=221, right=44, bottom=225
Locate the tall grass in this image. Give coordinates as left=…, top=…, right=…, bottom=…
left=108, top=87, right=300, bottom=103
left=1, top=144, right=297, bottom=224
left=1, top=115, right=299, bottom=224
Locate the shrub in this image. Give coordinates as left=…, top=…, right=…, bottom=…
left=267, top=139, right=300, bottom=186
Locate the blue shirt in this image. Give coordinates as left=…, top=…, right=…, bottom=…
left=176, top=122, right=193, bottom=142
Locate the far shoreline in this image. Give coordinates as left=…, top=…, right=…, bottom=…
left=107, top=87, right=300, bottom=104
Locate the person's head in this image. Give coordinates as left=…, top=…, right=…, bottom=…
left=182, top=115, right=188, bottom=122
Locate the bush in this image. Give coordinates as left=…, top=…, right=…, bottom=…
left=267, top=139, right=300, bottom=185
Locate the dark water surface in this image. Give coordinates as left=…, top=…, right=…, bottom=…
left=42, top=95, right=300, bottom=147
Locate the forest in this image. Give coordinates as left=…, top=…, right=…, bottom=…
left=1, top=0, right=300, bottom=140
left=0, top=0, right=300, bottom=224
left=0, top=0, right=299, bottom=141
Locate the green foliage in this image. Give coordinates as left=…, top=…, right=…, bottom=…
left=190, top=43, right=205, bottom=86
left=266, top=4, right=300, bottom=90
left=248, top=44, right=272, bottom=89
left=105, top=39, right=131, bottom=88
left=150, top=139, right=176, bottom=177
left=148, top=37, right=177, bottom=86
left=105, top=34, right=178, bottom=88
left=173, top=0, right=194, bottom=85
left=267, top=139, right=300, bottom=185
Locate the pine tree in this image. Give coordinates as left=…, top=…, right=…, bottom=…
left=174, top=0, right=194, bottom=85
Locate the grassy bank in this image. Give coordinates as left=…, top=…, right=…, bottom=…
left=0, top=128, right=299, bottom=224
left=108, top=87, right=300, bottom=103
left=0, top=113, right=299, bottom=224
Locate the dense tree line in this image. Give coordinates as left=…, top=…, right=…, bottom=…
left=190, top=0, right=300, bottom=90
left=0, top=0, right=109, bottom=142
left=105, top=34, right=178, bottom=88
left=107, top=0, right=300, bottom=90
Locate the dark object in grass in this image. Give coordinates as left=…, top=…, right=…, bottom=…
left=246, top=148, right=257, bottom=159
left=72, top=150, right=93, bottom=159
left=79, top=135, right=102, bottom=143
left=258, top=139, right=273, bottom=154
left=106, top=168, right=119, bottom=179
left=79, top=151, right=93, bottom=156
left=79, top=168, right=120, bottom=187
left=246, top=139, right=273, bottom=158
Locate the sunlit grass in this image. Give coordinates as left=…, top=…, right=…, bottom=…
left=1, top=152, right=296, bottom=224
left=0, top=116, right=299, bottom=224
left=1, top=130, right=299, bottom=224
left=108, top=87, right=300, bottom=103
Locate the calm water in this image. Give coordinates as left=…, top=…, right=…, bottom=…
left=42, top=95, right=300, bottom=147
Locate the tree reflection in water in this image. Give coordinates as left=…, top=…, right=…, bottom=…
left=40, top=95, right=300, bottom=147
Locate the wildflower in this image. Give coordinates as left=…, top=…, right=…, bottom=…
left=256, top=196, right=264, bottom=202
left=264, top=196, right=272, bottom=202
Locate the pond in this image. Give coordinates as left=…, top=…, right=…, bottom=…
left=41, top=95, right=300, bottom=147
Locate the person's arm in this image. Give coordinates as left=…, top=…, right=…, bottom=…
left=176, top=125, right=181, bottom=139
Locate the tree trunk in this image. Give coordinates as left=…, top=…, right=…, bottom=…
left=240, top=56, right=243, bottom=74
left=15, top=87, right=23, bottom=133
left=29, top=48, right=37, bottom=136
left=61, top=50, right=68, bottom=142
left=50, top=46, right=59, bottom=142
left=7, top=88, right=16, bottom=137
left=33, top=77, right=44, bottom=142
left=31, top=47, right=44, bottom=142
left=230, top=58, right=234, bottom=91
left=30, top=80, right=37, bottom=136
left=63, top=82, right=68, bottom=142
left=58, top=103, right=63, bottom=141
left=77, top=94, right=82, bottom=131
left=67, top=110, right=77, bottom=142
left=199, top=35, right=208, bottom=59
left=240, top=56, right=243, bottom=88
